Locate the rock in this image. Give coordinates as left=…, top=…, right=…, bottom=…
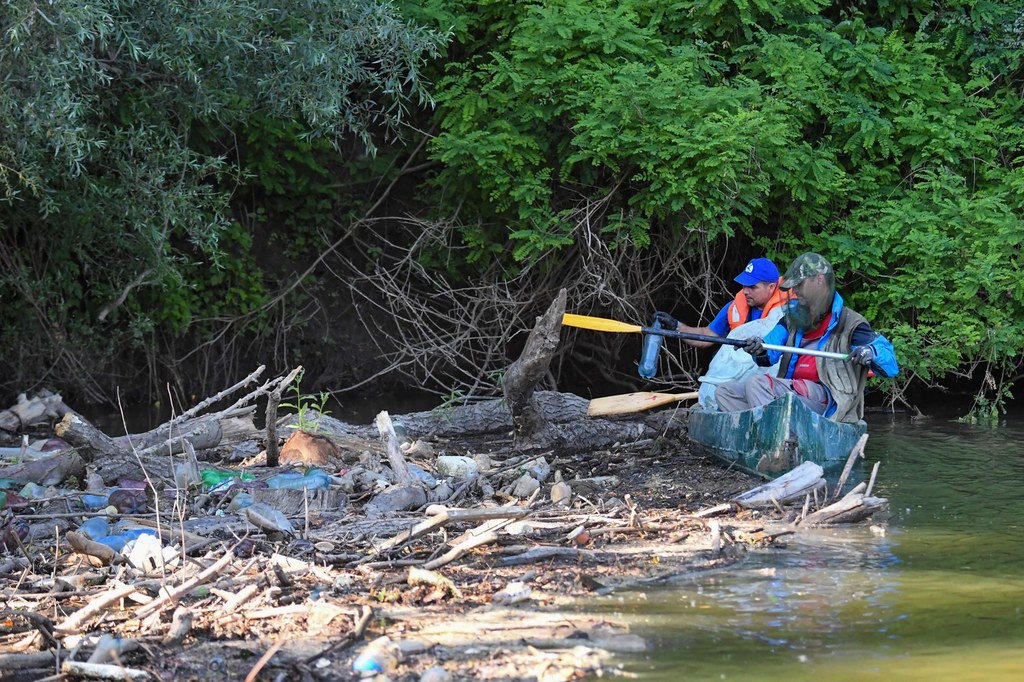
left=492, top=580, right=532, bottom=605
left=435, top=455, right=479, bottom=479
left=472, top=452, right=492, bottom=471
left=527, top=456, right=551, bottom=483
left=355, top=468, right=392, bottom=492
left=510, top=474, right=539, bottom=498
left=426, top=480, right=454, bottom=503
left=550, top=481, right=572, bottom=505
left=420, top=666, right=451, bottom=682
left=401, top=440, right=434, bottom=457
left=365, top=484, right=427, bottom=518
left=408, top=463, right=438, bottom=487
left=243, top=502, right=295, bottom=535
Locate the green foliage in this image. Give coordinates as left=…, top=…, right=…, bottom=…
left=281, top=369, right=332, bottom=434
left=237, top=116, right=341, bottom=258
left=431, top=387, right=466, bottom=422
left=2, top=0, right=1023, bottom=413
left=151, top=222, right=269, bottom=334
left=0, top=0, right=445, bottom=400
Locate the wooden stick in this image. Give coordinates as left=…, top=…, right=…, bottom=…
left=372, top=506, right=531, bottom=555
left=865, top=461, right=880, bottom=497
left=65, top=532, right=119, bottom=566
left=423, top=530, right=498, bottom=570
left=497, top=546, right=596, bottom=567
left=833, top=432, right=869, bottom=500
left=166, top=366, right=266, bottom=430
left=61, top=661, right=152, bottom=681
left=55, top=583, right=139, bottom=635
left=376, top=411, right=413, bottom=486
left=408, top=566, right=462, bottom=598
left=222, top=583, right=260, bottom=614
left=135, top=548, right=235, bottom=618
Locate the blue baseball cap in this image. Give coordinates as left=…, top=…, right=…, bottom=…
left=734, top=258, right=780, bottom=286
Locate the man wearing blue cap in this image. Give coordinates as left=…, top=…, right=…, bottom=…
left=656, top=257, right=788, bottom=348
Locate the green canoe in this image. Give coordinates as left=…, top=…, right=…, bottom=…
left=687, top=391, right=867, bottom=481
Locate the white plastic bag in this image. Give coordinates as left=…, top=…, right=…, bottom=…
left=697, top=308, right=784, bottom=410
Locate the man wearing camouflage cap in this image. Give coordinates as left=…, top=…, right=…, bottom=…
left=715, top=252, right=899, bottom=423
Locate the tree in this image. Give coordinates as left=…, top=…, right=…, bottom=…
left=0, top=0, right=444, bottom=401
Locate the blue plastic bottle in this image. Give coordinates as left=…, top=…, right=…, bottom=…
left=266, top=468, right=331, bottom=491
left=638, top=314, right=666, bottom=379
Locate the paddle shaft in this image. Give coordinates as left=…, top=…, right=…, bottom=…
left=560, top=313, right=851, bottom=361
left=640, top=326, right=849, bottom=361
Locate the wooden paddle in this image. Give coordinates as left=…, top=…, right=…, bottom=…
left=562, top=313, right=850, bottom=361
left=587, top=391, right=700, bottom=417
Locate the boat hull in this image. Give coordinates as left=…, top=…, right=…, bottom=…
left=687, top=392, right=866, bottom=480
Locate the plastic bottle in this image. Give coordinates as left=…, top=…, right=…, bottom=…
left=265, top=468, right=330, bottom=491
left=78, top=516, right=111, bottom=541
left=352, top=635, right=399, bottom=677
left=95, top=527, right=159, bottom=553
left=638, top=313, right=666, bottom=378
left=81, top=493, right=110, bottom=510
left=200, top=469, right=255, bottom=492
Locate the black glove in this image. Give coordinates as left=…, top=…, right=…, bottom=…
left=741, top=336, right=766, bottom=357
left=849, top=345, right=876, bottom=367
left=653, top=311, right=679, bottom=330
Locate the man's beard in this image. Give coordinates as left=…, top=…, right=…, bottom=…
left=786, top=291, right=832, bottom=331
left=787, top=301, right=819, bottom=330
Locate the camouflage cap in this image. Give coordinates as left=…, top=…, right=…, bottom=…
left=780, top=252, right=833, bottom=289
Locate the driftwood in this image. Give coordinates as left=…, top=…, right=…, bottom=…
left=0, top=391, right=77, bottom=433
left=323, top=391, right=685, bottom=455
left=265, top=366, right=303, bottom=467
left=502, top=290, right=566, bottom=446
left=0, top=450, right=85, bottom=486
left=731, top=462, right=826, bottom=508
left=376, top=411, right=414, bottom=486
left=800, top=482, right=889, bottom=526
left=54, top=413, right=119, bottom=461
left=50, top=370, right=286, bottom=484
left=832, top=432, right=869, bottom=499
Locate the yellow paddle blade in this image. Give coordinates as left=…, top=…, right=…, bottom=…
left=561, top=313, right=643, bottom=334
left=587, top=391, right=700, bottom=417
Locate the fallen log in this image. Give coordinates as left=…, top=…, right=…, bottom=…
left=0, top=391, right=78, bottom=433
left=731, top=461, right=826, bottom=508
left=0, top=450, right=85, bottom=486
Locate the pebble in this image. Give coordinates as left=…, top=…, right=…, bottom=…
left=419, top=666, right=451, bottom=682
left=550, top=481, right=572, bottom=505
left=510, top=473, right=539, bottom=498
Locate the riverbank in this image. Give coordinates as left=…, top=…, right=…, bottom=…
left=0, top=388, right=884, bottom=681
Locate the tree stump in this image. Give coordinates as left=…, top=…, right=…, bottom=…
left=502, top=290, right=566, bottom=446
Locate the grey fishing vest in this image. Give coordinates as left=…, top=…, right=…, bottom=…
left=776, top=307, right=869, bottom=423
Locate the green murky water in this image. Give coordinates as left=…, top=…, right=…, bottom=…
left=601, top=415, right=1024, bottom=681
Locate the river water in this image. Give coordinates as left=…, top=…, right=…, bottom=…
left=600, top=412, right=1024, bottom=680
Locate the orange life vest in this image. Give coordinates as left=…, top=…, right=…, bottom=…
left=725, top=278, right=791, bottom=330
